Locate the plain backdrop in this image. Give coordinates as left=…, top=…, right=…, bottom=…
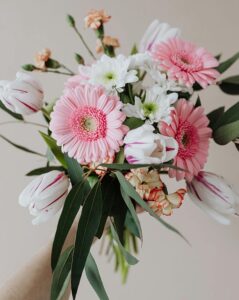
left=0, top=0, right=239, bottom=299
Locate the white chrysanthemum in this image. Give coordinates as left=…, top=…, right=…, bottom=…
left=148, top=64, right=192, bottom=93
left=122, top=86, right=178, bottom=124
left=128, top=53, right=153, bottom=70
left=124, top=124, right=178, bottom=164
left=87, top=54, right=138, bottom=92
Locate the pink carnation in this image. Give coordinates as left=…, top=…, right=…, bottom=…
left=50, top=84, right=128, bottom=163
left=159, top=99, right=212, bottom=181
left=151, top=38, right=220, bottom=88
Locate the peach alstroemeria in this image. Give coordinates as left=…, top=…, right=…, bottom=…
left=35, top=48, right=51, bottom=70
left=103, top=36, right=120, bottom=48
left=85, top=9, right=111, bottom=29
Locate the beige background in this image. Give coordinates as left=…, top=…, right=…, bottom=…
left=0, top=0, right=239, bottom=299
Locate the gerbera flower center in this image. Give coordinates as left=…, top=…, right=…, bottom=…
left=142, top=102, right=158, bottom=117
left=171, top=51, right=203, bottom=72
left=175, top=121, right=199, bottom=159
left=69, top=106, right=107, bottom=141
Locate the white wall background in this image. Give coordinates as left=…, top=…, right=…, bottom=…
left=0, top=0, right=239, bottom=299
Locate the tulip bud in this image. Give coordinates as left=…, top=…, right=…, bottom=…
left=19, top=171, right=69, bottom=225
left=187, top=171, right=239, bottom=225
left=0, top=72, right=44, bottom=115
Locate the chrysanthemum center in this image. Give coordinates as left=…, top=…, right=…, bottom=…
left=103, top=71, right=116, bottom=83
left=70, top=106, right=107, bottom=141
left=175, top=121, right=199, bottom=159
left=142, top=102, right=158, bottom=117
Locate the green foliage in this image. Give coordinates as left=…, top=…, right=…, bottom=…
left=124, top=117, right=144, bottom=129
left=0, top=134, right=44, bottom=157
left=219, top=75, right=239, bottom=95
left=21, top=64, right=36, bottom=71
left=207, top=107, right=225, bottom=130
left=66, top=14, right=75, bottom=27
left=51, top=246, right=73, bottom=300
left=75, top=53, right=85, bottom=65
left=85, top=253, right=109, bottom=300
left=51, top=180, right=90, bottom=270
left=64, top=154, right=83, bottom=185
left=214, top=120, right=239, bottom=145
left=39, top=131, right=66, bottom=167
left=45, top=58, right=61, bottom=69
left=71, top=181, right=103, bottom=299
left=0, top=101, right=23, bottom=120
left=216, top=52, right=239, bottom=74
left=26, top=166, right=65, bottom=176
left=130, top=44, right=138, bottom=55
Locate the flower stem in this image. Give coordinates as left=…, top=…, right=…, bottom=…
left=73, top=26, right=96, bottom=60
left=35, top=68, right=73, bottom=76
left=60, top=64, right=75, bottom=75
left=0, top=120, right=48, bottom=128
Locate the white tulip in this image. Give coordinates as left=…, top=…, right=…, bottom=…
left=0, top=72, right=44, bottom=115
left=187, top=171, right=239, bottom=225
left=139, top=20, right=181, bottom=53
left=124, top=124, right=178, bottom=164
left=19, top=171, right=70, bottom=225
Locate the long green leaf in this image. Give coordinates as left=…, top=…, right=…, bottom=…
left=0, top=100, right=23, bottom=120
left=213, top=120, right=239, bottom=145
left=96, top=176, right=115, bottom=238
left=40, top=131, right=66, bottom=167
left=85, top=253, right=109, bottom=300
left=26, top=166, right=65, bottom=176
left=115, top=171, right=188, bottom=244
left=51, top=246, right=73, bottom=300
left=71, top=181, right=103, bottom=299
left=100, top=162, right=184, bottom=171
left=216, top=52, right=239, bottom=73
left=125, top=211, right=141, bottom=238
left=120, top=187, right=142, bottom=240
left=219, top=75, right=239, bottom=95
left=110, top=223, right=139, bottom=265
left=0, top=134, right=45, bottom=157
left=64, top=154, right=83, bottom=185
left=217, top=102, right=239, bottom=127
left=51, top=180, right=90, bottom=270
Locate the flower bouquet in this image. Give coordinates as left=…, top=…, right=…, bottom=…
left=1, top=9, right=239, bottom=300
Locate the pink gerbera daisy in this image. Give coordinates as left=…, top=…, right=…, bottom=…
left=159, top=99, right=212, bottom=181
left=50, top=84, right=128, bottom=163
left=151, top=37, right=220, bottom=88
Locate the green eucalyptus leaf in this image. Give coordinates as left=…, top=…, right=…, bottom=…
left=39, top=131, right=66, bottom=167
left=51, top=246, right=73, bottom=300
left=85, top=253, right=109, bottom=300
left=0, top=134, right=45, bottom=157
left=120, top=187, right=142, bottom=240
left=0, top=101, right=24, bottom=120
left=207, top=106, right=225, bottom=130
left=51, top=180, right=90, bottom=270
left=64, top=154, right=83, bottom=185
left=124, top=211, right=141, bottom=238
left=115, top=171, right=188, bottom=244
left=219, top=75, right=239, bottom=95
left=26, top=166, right=65, bottom=176
left=216, top=52, right=239, bottom=74
left=96, top=176, right=115, bottom=239
left=71, top=181, right=103, bottom=299
left=45, top=58, right=61, bottom=69
left=218, top=102, right=239, bottom=126
left=110, top=223, right=139, bottom=265
left=213, top=120, right=239, bottom=145
left=124, top=117, right=144, bottom=129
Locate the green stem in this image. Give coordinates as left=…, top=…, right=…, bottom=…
left=73, top=26, right=96, bottom=60
left=35, top=68, right=73, bottom=76
left=60, top=64, right=75, bottom=75
left=0, top=120, right=48, bottom=128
